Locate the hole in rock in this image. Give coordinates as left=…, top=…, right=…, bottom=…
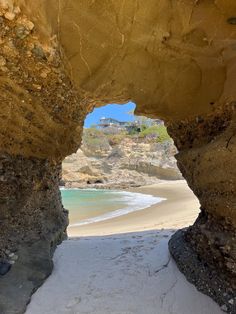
left=60, top=102, right=196, bottom=237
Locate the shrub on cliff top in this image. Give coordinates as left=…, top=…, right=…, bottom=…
left=107, top=132, right=127, bottom=146
left=139, top=125, right=171, bottom=143
left=82, top=128, right=110, bottom=151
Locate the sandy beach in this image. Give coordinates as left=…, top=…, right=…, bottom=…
left=68, top=180, right=200, bottom=237
left=26, top=181, right=224, bottom=314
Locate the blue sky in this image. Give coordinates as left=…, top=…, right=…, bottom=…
left=84, top=102, right=136, bottom=128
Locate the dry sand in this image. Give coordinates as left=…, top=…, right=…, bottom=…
left=26, top=181, right=224, bottom=314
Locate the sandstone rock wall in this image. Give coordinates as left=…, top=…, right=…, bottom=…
left=0, top=0, right=236, bottom=313
left=168, top=105, right=236, bottom=313
left=0, top=153, right=68, bottom=314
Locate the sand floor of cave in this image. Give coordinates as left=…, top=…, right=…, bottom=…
left=26, top=230, right=223, bottom=314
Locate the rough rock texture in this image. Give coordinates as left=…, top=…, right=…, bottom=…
left=168, top=105, right=236, bottom=313
left=62, top=137, right=182, bottom=189
left=0, top=0, right=236, bottom=313
left=0, top=154, right=68, bottom=314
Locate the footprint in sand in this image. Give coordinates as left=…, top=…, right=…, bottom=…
left=65, top=296, right=81, bottom=310
left=122, top=240, right=130, bottom=244
left=137, top=239, right=145, bottom=243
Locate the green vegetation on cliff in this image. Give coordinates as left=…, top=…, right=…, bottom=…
left=83, top=125, right=171, bottom=148
left=139, top=125, right=170, bottom=143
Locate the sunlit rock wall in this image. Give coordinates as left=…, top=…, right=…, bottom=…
left=0, top=0, right=236, bottom=313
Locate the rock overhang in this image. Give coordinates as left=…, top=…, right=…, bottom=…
left=1, top=0, right=236, bottom=160
left=0, top=1, right=236, bottom=313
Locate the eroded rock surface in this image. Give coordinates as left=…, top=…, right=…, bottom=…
left=62, top=137, right=182, bottom=189
left=0, top=0, right=236, bottom=313
left=0, top=154, right=68, bottom=314
left=168, top=105, right=236, bottom=313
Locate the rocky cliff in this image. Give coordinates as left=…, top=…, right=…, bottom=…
left=62, top=133, right=182, bottom=189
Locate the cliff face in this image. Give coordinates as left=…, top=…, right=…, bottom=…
left=0, top=0, right=236, bottom=313
left=62, top=136, right=182, bottom=189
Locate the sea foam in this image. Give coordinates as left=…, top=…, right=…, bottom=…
left=68, top=190, right=166, bottom=227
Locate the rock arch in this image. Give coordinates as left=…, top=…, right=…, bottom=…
left=0, top=1, right=235, bottom=313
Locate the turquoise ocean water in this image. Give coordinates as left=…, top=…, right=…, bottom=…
left=60, top=188, right=165, bottom=227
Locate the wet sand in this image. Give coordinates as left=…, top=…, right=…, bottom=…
left=68, top=180, right=200, bottom=237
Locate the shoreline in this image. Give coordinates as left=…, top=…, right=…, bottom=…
left=69, top=191, right=165, bottom=227
left=68, top=180, right=200, bottom=237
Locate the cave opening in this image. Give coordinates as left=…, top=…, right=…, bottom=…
left=0, top=1, right=235, bottom=313
left=60, top=101, right=193, bottom=238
